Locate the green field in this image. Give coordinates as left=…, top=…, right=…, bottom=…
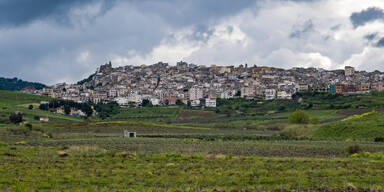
left=1, top=90, right=384, bottom=191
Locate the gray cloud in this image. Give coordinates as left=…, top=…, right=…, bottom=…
left=0, top=0, right=117, bottom=27
left=289, top=20, right=314, bottom=38
left=376, top=38, right=384, bottom=47
left=0, top=0, right=256, bottom=84
left=365, top=33, right=377, bottom=41
left=350, top=7, right=384, bottom=28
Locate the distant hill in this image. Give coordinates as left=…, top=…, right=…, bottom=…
left=0, top=77, right=46, bottom=91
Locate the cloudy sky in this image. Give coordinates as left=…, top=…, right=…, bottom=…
left=2, top=0, right=384, bottom=84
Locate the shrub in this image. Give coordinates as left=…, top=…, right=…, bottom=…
left=64, top=105, right=71, bottom=115
left=28, top=105, right=34, bottom=110
left=9, top=112, right=23, bottom=124
left=375, top=137, right=384, bottom=142
left=39, top=104, right=48, bottom=110
left=347, top=145, right=362, bottom=155
left=289, top=110, right=309, bottom=124
left=25, top=123, right=32, bottom=130
left=34, top=116, right=40, bottom=120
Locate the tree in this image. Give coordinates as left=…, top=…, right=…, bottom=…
left=9, top=112, right=23, bottom=124
left=64, top=105, right=71, bottom=115
left=81, top=103, right=93, bottom=117
left=289, top=110, right=309, bottom=124
left=28, top=105, right=34, bottom=110
left=175, top=99, right=184, bottom=106
left=39, top=104, right=48, bottom=111
left=141, top=99, right=153, bottom=107
left=94, top=101, right=120, bottom=120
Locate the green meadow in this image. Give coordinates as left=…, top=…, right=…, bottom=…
left=1, top=90, right=384, bottom=191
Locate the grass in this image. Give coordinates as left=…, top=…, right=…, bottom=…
left=312, top=111, right=384, bottom=140
left=306, top=109, right=343, bottom=120
left=25, top=137, right=384, bottom=158
left=2, top=90, right=384, bottom=190
left=1, top=144, right=384, bottom=191
left=0, top=90, right=52, bottom=105
left=110, top=107, right=180, bottom=121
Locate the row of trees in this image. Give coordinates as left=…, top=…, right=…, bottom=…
left=39, top=100, right=93, bottom=117
left=39, top=100, right=122, bottom=119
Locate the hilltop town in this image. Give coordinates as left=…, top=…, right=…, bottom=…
left=22, top=61, right=384, bottom=108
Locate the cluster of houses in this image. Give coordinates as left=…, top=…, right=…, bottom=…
left=22, top=61, right=384, bottom=108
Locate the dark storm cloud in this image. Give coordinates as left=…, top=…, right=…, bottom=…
left=0, top=0, right=257, bottom=84
left=350, top=7, right=384, bottom=28
left=0, top=0, right=117, bottom=27
left=365, top=33, right=377, bottom=41
left=376, top=37, right=384, bottom=47
left=130, top=0, right=255, bottom=27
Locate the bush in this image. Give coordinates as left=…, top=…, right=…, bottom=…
left=289, top=110, right=309, bottom=124
left=34, top=116, right=40, bottom=120
left=347, top=145, right=362, bottom=155
left=9, top=112, right=23, bottom=124
left=64, top=105, right=71, bottom=115
left=39, top=104, right=48, bottom=110
left=28, top=105, right=33, bottom=110
left=375, top=137, right=384, bottom=142
left=25, top=123, right=32, bottom=130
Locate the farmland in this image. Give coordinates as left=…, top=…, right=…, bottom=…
left=1, top=90, right=384, bottom=191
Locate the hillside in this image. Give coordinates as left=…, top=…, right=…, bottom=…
left=0, top=90, right=81, bottom=124
left=0, top=90, right=52, bottom=105
left=0, top=77, right=46, bottom=91
left=312, top=110, right=384, bottom=140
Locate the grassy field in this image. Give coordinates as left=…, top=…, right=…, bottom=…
left=2, top=90, right=384, bottom=191
left=313, top=111, right=384, bottom=140
left=1, top=143, right=384, bottom=191
left=110, top=107, right=181, bottom=121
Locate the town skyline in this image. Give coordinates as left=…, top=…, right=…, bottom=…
left=21, top=60, right=384, bottom=110
left=9, top=60, right=384, bottom=86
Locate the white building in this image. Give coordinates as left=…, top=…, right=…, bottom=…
left=109, top=89, right=118, bottom=98
left=345, top=66, right=355, bottom=76
left=189, top=86, right=203, bottom=100
left=265, top=89, right=276, bottom=100
left=220, top=90, right=235, bottom=99
left=277, top=91, right=292, bottom=100
left=298, top=84, right=309, bottom=92
left=127, top=93, right=142, bottom=103
left=114, top=97, right=129, bottom=106
left=241, top=87, right=254, bottom=98
left=205, top=98, right=217, bottom=107
left=191, top=99, right=201, bottom=107
left=150, top=98, right=160, bottom=106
